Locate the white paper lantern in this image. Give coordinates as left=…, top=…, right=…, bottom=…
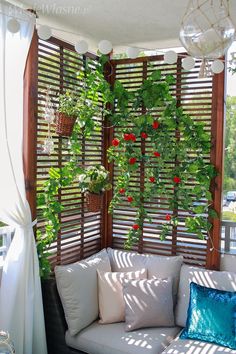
left=75, top=40, right=88, bottom=54
left=127, top=47, right=140, bottom=59
left=7, top=18, right=20, bottom=33
left=164, top=50, right=178, bottom=64
left=182, top=56, right=195, bottom=71
left=37, top=25, right=52, bottom=40
left=211, top=60, right=224, bottom=74
left=98, top=40, right=112, bottom=55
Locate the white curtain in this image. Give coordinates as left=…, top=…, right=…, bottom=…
left=0, top=1, right=47, bottom=354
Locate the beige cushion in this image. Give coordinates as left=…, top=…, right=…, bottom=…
left=221, top=254, right=236, bottom=273
left=175, top=264, right=236, bottom=327
left=65, top=321, right=181, bottom=354
left=107, top=248, right=183, bottom=298
left=162, top=337, right=236, bottom=353
left=97, top=269, right=147, bottom=324
left=55, top=249, right=111, bottom=336
left=123, top=278, right=174, bottom=331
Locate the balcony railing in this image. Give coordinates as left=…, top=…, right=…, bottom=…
left=221, top=220, right=236, bottom=253
left=0, top=226, right=14, bottom=266
left=0, top=220, right=235, bottom=265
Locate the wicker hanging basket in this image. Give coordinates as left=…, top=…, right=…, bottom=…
left=86, top=192, right=103, bottom=213
left=55, top=112, right=76, bottom=137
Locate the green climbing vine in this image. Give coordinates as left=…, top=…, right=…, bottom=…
left=37, top=55, right=218, bottom=278
left=107, top=68, right=217, bottom=248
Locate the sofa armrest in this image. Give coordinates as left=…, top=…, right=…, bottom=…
left=41, top=277, right=86, bottom=354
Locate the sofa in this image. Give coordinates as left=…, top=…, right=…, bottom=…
left=42, top=248, right=236, bottom=354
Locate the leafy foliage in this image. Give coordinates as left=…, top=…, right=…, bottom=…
left=107, top=69, right=217, bottom=248
left=78, top=165, right=112, bottom=194
left=37, top=56, right=112, bottom=278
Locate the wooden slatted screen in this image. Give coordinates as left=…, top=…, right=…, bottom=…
left=109, top=55, right=215, bottom=267
left=36, top=38, right=104, bottom=267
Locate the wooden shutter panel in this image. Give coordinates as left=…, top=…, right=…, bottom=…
left=36, top=37, right=103, bottom=268
left=108, top=55, right=222, bottom=268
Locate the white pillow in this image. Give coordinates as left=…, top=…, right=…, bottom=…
left=55, top=249, right=111, bottom=336
left=123, top=278, right=175, bottom=331
left=107, top=248, right=183, bottom=298
left=175, top=264, right=236, bottom=327
left=97, top=269, right=147, bottom=324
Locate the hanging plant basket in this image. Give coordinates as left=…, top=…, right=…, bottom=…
left=86, top=192, right=103, bottom=213
left=55, top=112, right=76, bottom=137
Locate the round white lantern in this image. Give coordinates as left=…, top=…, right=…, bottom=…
left=164, top=50, right=178, bottom=65
left=211, top=60, right=224, bottom=74
left=75, top=40, right=88, bottom=54
left=7, top=18, right=20, bottom=33
left=98, top=40, right=112, bottom=55
left=182, top=56, right=195, bottom=71
left=180, top=0, right=235, bottom=59
left=127, top=47, right=140, bottom=59
left=37, top=25, right=52, bottom=40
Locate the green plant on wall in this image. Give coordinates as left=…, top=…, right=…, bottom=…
left=37, top=55, right=218, bottom=278
left=107, top=69, right=217, bottom=248
left=37, top=56, right=112, bottom=278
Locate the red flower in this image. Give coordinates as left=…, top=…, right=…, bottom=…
left=129, top=157, right=137, bottom=165
left=127, top=196, right=133, bottom=203
left=124, top=133, right=130, bottom=141
left=132, top=224, right=140, bottom=230
left=141, top=132, right=148, bottom=139
left=152, top=121, right=159, bottom=129
left=129, top=133, right=136, bottom=142
left=119, top=188, right=125, bottom=194
left=165, top=214, right=171, bottom=221
left=154, top=151, right=160, bottom=157
left=173, top=176, right=181, bottom=184
left=149, top=176, right=155, bottom=183
left=112, top=138, right=120, bottom=147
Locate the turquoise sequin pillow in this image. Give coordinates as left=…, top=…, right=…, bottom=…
left=180, top=282, right=236, bottom=349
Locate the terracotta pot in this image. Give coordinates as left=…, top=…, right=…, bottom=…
left=86, top=192, right=103, bottom=213
left=55, top=112, right=76, bottom=137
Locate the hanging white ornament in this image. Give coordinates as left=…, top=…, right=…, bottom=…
left=211, top=60, right=224, bottom=74
left=98, top=40, right=112, bottom=55
left=37, top=25, right=52, bottom=40
left=7, top=18, right=20, bottom=33
left=199, top=59, right=212, bottom=78
left=127, top=47, right=140, bottom=59
left=75, top=40, right=88, bottom=54
left=44, top=108, right=55, bottom=124
left=179, top=0, right=235, bottom=59
left=182, top=56, right=195, bottom=71
left=164, top=50, right=178, bottom=64
left=43, top=138, right=54, bottom=155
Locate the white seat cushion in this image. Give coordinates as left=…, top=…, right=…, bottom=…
left=175, top=264, right=236, bottom=327
left=65, top=321, right=180, bottom=354
left=162, top=338, right=236, bottom=354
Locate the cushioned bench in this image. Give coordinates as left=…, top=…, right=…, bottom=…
left=42, top=248, right=236, bottom=354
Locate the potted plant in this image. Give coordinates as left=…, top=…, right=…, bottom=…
left=56, top=90, right=79, bottom=137
left=78, top=165, right=112, bottom=212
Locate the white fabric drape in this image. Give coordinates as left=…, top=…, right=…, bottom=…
left=0, top=1, right=47, bottom=354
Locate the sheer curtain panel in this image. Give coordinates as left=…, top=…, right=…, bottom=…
left=0, top=1, right=47, bottom=354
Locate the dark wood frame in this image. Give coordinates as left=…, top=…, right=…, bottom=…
left=23, top=35, right=225, bottom=270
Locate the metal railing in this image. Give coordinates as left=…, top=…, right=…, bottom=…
left=0, top=226, right=14, bottom=265
left=221, top=220, right=236, bottom=253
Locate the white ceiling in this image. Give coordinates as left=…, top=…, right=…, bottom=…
left=10, top=0, right=236, bottom=53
